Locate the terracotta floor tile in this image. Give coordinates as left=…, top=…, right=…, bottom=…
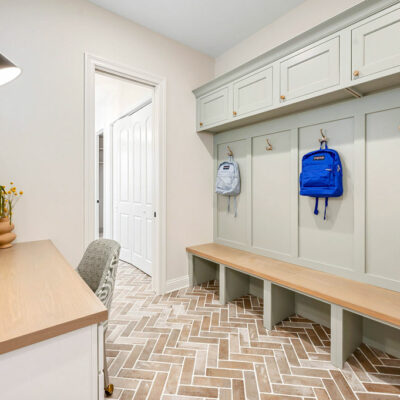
left=106, top=262, right=400, bottom=400
left=178, top=385, right=218, bottom=398
left=232, top=379, right=245, bottom=400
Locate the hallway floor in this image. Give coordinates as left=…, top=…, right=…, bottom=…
left=106, top=262, right=400, bottom=400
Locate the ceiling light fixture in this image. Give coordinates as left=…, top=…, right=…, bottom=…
left=0, top=54, right=22, bottom=86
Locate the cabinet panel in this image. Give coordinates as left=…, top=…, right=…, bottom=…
left=352, top=8, right=400, bottom=80
left=216, top=140, right=247, bottom=246
left=198, top=86, right=230, bottom=129
left=280, top=37, right=340, bottom=101
left=366, top=107, right=400, bottom=283
left=233, top=67, right=273, bottom=117
left=252, top=131, right=291, bottom=256
left=298, top=118, right=354, bottom=270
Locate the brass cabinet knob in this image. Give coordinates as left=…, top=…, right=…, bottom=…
left=353, top=70, right=360, bottom=77
left=233, top=111, right=237, bottom=116
left=199, top=122, right=203, bottom=127
left=280, top=95, right=286, bottom=100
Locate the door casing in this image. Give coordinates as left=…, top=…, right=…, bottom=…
left=84, top=53, right=166, bottom=295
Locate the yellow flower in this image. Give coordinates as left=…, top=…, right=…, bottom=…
left=14, top=193, right=17, bottom=196
left=7, top=191, right=11, bottom=194
left=19, top=191, right=23, bottom=195
left=11, top=187, right=16, bottom=192
left=10, top=182, right=13, bottom=185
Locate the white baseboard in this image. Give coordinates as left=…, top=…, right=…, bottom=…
left=164, top=274, right=190, bottom=294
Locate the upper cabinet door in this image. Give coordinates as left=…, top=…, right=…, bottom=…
left=280, top=37, right=340, bottom=102
left=233, top=67, right=273, bottom=118
left=352, top=8, right=400, bottom=81
left=198, top=86, right=231, bottom=130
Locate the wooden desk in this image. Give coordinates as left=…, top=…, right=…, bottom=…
left=0, top=240, right=107, bottom=400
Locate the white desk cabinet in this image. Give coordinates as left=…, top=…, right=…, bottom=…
left=198, top=86, right=231, bottom=130
left=0, top=241, right=107, bottom=400
left=233, top=66, right=273, bottom=118
left=0, top=325, right=103, bottom=400
left=352, top=7, right=400, bottom=81
left=279, top=37, right=340, bottom=103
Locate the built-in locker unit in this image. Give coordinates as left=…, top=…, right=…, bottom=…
left=191, top=0, right=400, bottom=373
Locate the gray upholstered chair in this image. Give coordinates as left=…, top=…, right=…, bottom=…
left=77, top=239, right=121, bottom=397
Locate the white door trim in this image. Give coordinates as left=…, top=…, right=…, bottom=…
left=84, top=53, right=167, bottom=295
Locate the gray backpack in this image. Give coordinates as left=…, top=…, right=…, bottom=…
left=215, top=156, right=241, bottom=217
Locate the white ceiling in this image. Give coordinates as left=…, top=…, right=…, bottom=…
left=89, top=0, right=305, bottom=57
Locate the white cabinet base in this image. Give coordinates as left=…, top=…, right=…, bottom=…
left=0, top=325, right=101, bottom=400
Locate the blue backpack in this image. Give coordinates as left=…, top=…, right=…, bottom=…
left=299, top=143, right=343, bottom=220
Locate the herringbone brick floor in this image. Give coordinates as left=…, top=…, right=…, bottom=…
left=105, top=262, right=400, bottom=400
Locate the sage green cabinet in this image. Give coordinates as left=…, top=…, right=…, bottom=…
left=352, top=7, right=400, bottom=80
left=194, top=3, right=400, bottom=133
left=298, top=118, right=354, bottom=270
left=198, top=86, right=231, bottom=130
left=252, top=131, right=292, bottom=256
left=233, top=67, right=273, bottom=118
left=279, top=37, right=340, bottom=102
left=366, top=107, right=400, bottom=283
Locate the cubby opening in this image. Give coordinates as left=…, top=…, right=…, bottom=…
left=191, top=256, right=219, bottom=285
left=222, top=266, right=264, bottom=305
left=344, top=310, right=400, bottom=361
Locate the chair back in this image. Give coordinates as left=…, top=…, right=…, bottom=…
left=77, top=239, right=120, bottom=310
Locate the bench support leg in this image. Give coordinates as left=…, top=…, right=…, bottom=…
left=188, top=253, right=194, bottom=287
left=331, top=305, right=363, bottom=368
left=188, top=253, right=218, bottom=287
left=219, top=264, right=226, bottom=305
left=224, top=266, right=249, bottom=303
left=264, top=281, right=295, bottom=330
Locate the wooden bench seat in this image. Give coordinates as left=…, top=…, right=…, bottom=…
left=187, top=243, right=400, bottom=368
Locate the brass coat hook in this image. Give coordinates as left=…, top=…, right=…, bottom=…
left=227, top=146, right=233, bottom=157
left=266, top=138, right=273, bottom=151
left=319, top=129, right=328, bottom=144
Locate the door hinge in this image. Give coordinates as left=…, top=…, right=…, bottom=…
left=154, top=211, right=157, bottom=218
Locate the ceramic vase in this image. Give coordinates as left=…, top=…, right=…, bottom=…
left=0, top=217, right=16, bottom=249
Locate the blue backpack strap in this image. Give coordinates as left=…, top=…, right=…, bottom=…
left=324, top=197, right=328, bottom=220
left=314, top=197, right=319, bottom=215
left=320, top=141, right=328, bottom=150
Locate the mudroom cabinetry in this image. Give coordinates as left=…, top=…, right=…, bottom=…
left=197, top=86, right=231, bottom=130
left=279, top=37, right=340, bottom=102
left=194, top=1, right=400, bottom=133
left=232, top=66, right=273, bottom=118
left=352, top=7, right=400, bottom=81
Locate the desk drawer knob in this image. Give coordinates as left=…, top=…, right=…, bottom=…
left=233, top=111, right=237, bottom=116
left=280, top=95, right=286, bottom=100
left=353, top=70, right=360, bottom=77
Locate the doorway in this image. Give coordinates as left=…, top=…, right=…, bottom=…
left=85, top=55, right=166, bottom=293
left=95, top=71, right=153, bottom=276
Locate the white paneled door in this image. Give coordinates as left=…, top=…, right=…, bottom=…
left=113, top=103, right=153, bottom=276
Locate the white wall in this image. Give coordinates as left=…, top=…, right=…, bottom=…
left=0, top=0, right=214, bottom=282
left=215, top=0, right=364, bottom=76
